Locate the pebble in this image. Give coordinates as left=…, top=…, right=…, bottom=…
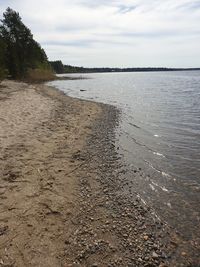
left=181, top=251, right=187, bottom=256
left=59, top=107, right=190, bottom=267
left=152, top=252, right=159, bottom=259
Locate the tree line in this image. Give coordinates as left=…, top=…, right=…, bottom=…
left=49, top=61, right=200, bottom=74
left=0, top=7, right=53, bottom=81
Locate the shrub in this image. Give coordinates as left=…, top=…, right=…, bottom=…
left=0, top=67, right=8, bottom=81
left=25, top=68, right=56, bottom=83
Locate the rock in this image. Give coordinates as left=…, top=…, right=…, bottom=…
left=181, top=251, right=187, bottom=256
left=144, top=235, right=149, bottom=241
left=0, top=226, right=8, bottom=236
left=0, top=188, right=6, bottom=195
left=152, top=252, right=159, bottom=259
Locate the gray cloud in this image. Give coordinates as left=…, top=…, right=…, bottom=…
left=117, top=5, right=137, bottom=14
left=0, top=0, right=200, bottom=67
left=178, top=1, right=200, bottom=11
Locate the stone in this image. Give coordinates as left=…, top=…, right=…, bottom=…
left=181, top=251, right=187, bottom=256
left=152, top=252, right=159, bottom=259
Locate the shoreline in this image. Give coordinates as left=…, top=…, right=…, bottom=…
left=0, top=80, right=198, bottom=266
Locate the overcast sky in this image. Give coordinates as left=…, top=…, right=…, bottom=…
left=0, top=0, right=200, bottom=67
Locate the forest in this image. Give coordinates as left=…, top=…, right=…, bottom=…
left=0, top=7, right=53, bottom=81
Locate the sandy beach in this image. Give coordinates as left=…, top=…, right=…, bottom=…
left=0, top=80, right=198, bottom=267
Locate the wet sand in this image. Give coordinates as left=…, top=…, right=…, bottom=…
left=0, top=81, right=199, bottom=267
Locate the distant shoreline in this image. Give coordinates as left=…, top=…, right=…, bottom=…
left=63, top=68, right=200, bottom=74
left=49, top=60, right=200, bottom=74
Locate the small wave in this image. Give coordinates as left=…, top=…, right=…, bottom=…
left=144, top=160, right=171, bottom=180
left=136, top=194, right=147, bottom=206
left=151, top=181, right=169, bottom=193
left=149, top=183, right=157, bottom=191
left=161, top=186, right=169, bottom=192
left=162, top=172, right=170, bottom=178
left=137, top=195, right=161, bottom=222
left=144, top=160, right=161, bottom=173
left=152, top=181, right=159, bottom=187
left=153, top=152, right=165, bottom=157
left=140, top=198, right=147, bottom=205
left=122, top=129, right=154, bottom=153
left=128, top=122, right=141, bottom=129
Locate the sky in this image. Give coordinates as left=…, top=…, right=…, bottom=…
left=0, top=0, right=200, bottom=68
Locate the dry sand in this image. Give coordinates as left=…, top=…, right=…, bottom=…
left=0, top=80, right=101, bottom=266
left=0, top=81, right=199, bottom=267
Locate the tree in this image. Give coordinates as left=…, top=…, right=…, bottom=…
left=0, top=7, right=50, bottom=79
left=0, top=35, right=6, bottom=80
left=49, top=60, right=65, bottom=74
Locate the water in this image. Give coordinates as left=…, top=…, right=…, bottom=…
left=48, top=71, right=200, bottom=240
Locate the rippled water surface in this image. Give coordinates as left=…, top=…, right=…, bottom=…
left=49, top=71, right=200, bottom=240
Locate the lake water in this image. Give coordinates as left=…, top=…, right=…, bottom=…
left=48, top=71, right=200, bottom=241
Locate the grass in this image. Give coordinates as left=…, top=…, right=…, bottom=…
left=25, top=68, right=56, bottom=83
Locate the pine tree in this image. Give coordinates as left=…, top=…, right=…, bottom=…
left=0, top=35, right=6, bottom=80
left=0, top=7, right=50, bottom=79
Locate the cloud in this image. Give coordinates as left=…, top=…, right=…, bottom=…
left=178, top=1, right=200, bottom=11
left=117, top=5, right=137, bottom=14
left=0, top=0, right=200, bottom=67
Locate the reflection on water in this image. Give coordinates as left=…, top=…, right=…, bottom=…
left=48, top=71, right=200, bottom=240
